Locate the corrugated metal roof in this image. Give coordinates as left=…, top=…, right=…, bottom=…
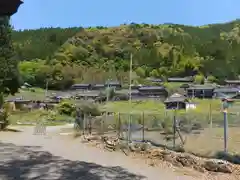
left=187, top=85, right=215, bottom=90
left=214, top=87, right=240, bottom=93
left=138, top=86, right=165, bottom=91
left=168, top=77, right=193, bottom=82
left=72, top=84, right=91, bottom=87
left=225, top=80, right=240, bottom=83
left=164, top=93, right=188, bottom=103
left=105, top=81, right=121, bottom=85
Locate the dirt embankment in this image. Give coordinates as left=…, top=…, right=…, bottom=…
left=82, top=134, right=240, bottom=180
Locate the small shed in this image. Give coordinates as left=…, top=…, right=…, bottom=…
left=180, top=83, right=190, bottom=91
left=213, top=87, right=239, bottom=98
left=105, top=81, right=122, bottom=90
left=228, top=94, right=240, bottom=100
left=164, top=93, right=188, bottom=110
left=6, top=99, right=32, bottom=110
left=138, top=86, right=168, bottom=97
left=130, top=84, right=143, bottom=90
left=224, top=80, right=240, bottom=87
left=186, top=85, right=215, bottom=98
left=75, top=93, right=99, bottom=100
left=70, top=84, right=91, bottom=90
left=167, top=77, right=193, bottom=83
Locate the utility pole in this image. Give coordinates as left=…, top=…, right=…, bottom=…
left=45, top=79, right=48, bottom=99
left=127, top=53, right=133, bottom=143
left=103, top=79, right=110, bottom=135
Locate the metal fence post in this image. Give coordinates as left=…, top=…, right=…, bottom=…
left=89, top=114, right=92, bottom=135
left=83, top=113, right=86, bottom=135
left=128, top=113, right=132, bottom=143
left=142, top=112, right=145, bottom=142
left=223, top=111, right=228, bottom=152
left=117, top=112, right=121, bottom=138
left=173, top=109, right=177, bottom=149
left=209, top=101, right=212, bottom=129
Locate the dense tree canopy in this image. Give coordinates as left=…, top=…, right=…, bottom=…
left=12, top=20, right=240, bottom=89
left=0, top=16, right=20, bottom=97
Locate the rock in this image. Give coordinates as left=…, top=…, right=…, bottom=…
left=203, top=160, right=233, bottom=173
left=149, top=148, right=163, bottom=158
left=176, top=154, right=198, bottom=167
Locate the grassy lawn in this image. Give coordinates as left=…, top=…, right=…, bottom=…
left=184, top=127, right=240, bottom=157
left=102, top=99, right=240, bottom=159
left=7, top=88, right=48, bottom=100
left=9, top=109, right=74, bottom=126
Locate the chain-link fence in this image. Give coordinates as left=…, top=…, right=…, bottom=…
left=77, top=102, right=240, bottom=158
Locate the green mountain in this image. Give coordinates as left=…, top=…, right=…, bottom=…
left=13, top=20, right=240, bottom=89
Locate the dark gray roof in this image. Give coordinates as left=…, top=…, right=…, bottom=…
left=187, top=85, right=214, bottom=90
left=6, top=99, right=31, bottom=103
left=225, top=80, right=240, bottom=83
left=180, top=83, right=190, bottom=88
left=138, top=86, right=165, bottom=91
left=164, top=93, right=188, bottom=103
left=146, top=78, right=162, bottom=83
left=105, top=81, right=121, bottom=85
left=92, top=84, right=105, bottom=87
left=214, top=87, right=240, bottom=93
left=72, top=84, right=91, bottom=87
left=168, top=77, right=193, bottom=82
left=77, top=94, right=99, bottom=97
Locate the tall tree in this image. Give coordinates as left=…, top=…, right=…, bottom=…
left=0, top=16, right=20, bottom=106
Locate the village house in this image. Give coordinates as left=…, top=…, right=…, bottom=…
left=70, top=84, right=91, bottom=90
left=186, top=85, right=215, bottom=99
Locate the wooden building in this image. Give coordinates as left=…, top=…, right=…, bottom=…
left=186, top=85, right=215, bottom=98
left=70, top=84, right=91, bottom=90
left=105, top=81, right=122, bottom=90
left=224, top=80, right=240, bottom=87
left=164, top=93, right=188, bottom=110
left=213, top=87, right=239, bottom=98
left=167, top=77, right=193, bottom=83
left=138, top=86, right=168, bottom=97
left=91, top=84, right=105, bottom=90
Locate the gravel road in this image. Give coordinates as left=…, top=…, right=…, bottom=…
left=0, top=126, right=226, bottom=180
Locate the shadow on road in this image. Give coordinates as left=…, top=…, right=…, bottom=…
left=0, top=142, right=145, bottom=180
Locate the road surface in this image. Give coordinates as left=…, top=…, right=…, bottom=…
left=0, top=126, right=231, bottom=180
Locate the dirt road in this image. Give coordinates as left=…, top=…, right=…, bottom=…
left=0, top=126, right=222, bottom=179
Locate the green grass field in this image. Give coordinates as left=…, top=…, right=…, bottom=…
left=8, top=109, right=74, bottom=126
left=102, top=99, right=240, bottom=160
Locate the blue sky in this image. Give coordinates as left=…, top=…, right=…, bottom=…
left=12, top=0, right=240, bottom=30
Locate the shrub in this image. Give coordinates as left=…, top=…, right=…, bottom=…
left=57, top=101, right=75, bottom=116
left=207, top=75, right=217, bottom=83
left=77, top=102, right=101, bottom=116
left=0, top=103, right=10, bottom=130
left=194, top=75, right=204, bottom=84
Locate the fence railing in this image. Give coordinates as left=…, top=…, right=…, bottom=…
left=76, top=109, right=240, bottom=157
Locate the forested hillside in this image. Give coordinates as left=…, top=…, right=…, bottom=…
left=13, top=20, right=240, bottom=89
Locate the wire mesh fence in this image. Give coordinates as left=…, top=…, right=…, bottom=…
left=77, top=105, right=240, bottom=157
